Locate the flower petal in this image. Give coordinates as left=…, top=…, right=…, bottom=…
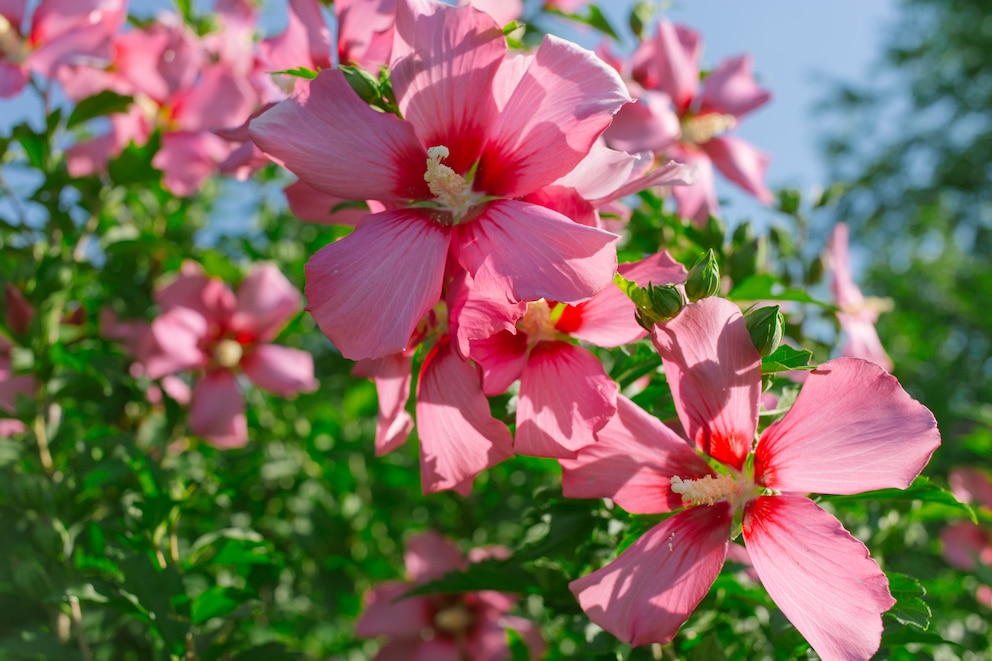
left=390, top=0, right=503, bottom=173
left=475, top=34, right=631, bottom=197
left=632, top=20, right=699, bottom=112
left=743, top=495, right=894, bottom=661
left=140, top=307, right=209, bottom=380
left=702, top=135, right=774, bottom=204
left=354, top=582, right=432, bottom=638
left=405, top=530, right=468, bottom=582
left=230, top=263, right=302, bottom=343
left=454, top=199, right=618, bottom=306
left=561, top=395, right=713, bottom=513
left=415, top=339, right=514, bottom=494
left=698, top=54, right=771, bottom=119
left=249, top=69, right=430, bottom=201
left=353, top=352, right=414, bottom=456
left=468, top=329, right=528, bottom=397
left=652, top=297, right=761, bottom=470
left=754, top=357, right=940, bottom=494
left=305, top=210, right=450, bottom=360
left=604, top=90, right=681, bottom=155
left=283, top=179, right=371, bottom=226
left=447, top=269, right=526, bottom=361
left=515, top=342, right=616, bottom=458
left=240, top=344, right=317, bottom=396
left=570, top=503, right=730, bottom=647
left=189, top=369, right=247, bottom=449
left=669, top=146, right=719, bottom=225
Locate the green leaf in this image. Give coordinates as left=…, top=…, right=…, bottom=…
left=13, top=124, right=46, bottom=170
left=67, top=91, right=133, bottom=129
left=885, top=572, right=931, bottom=630
left=760, top=344, right=813, bottom=373
left=271, top=66, right=319, bottom=80
left=729, top=273, right=828, bottom=305
left=191, top=586, right=247, bottom=624
left=818, top=476, right=978, bottom=523
left=405, top=557, right=535, bottom=597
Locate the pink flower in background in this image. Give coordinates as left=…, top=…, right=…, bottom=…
left=251, top=0, right=630, bottom=360
left=0, top=0, right=124, bottom=98
left=604, top=19, right=772, bottom=224
left=940, top=468, right=992, bottom=606
left=138, top=262, right=317, bottom=448
left=356, top=530, right=544, bottom=661
left=469, top=251, right=686, bottom=458
left=828, top=223, right=894, bottom=371
left=563, top=297, right=940, bottom=658
left=335, top=0, right=396, bottom=69
left=0, top=285, right=35, bottom=436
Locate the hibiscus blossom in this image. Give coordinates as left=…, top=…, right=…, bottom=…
left=138, top=262, right=317, bottom=448
left=940, top=467, right=992, bottom=607
left=562, top=297, right=940, bottom=659
left=604, top=19, right=772, bottom=224
left=356, top=530, right=544, bottom=661
left=250, top=0, right=630, bottom=360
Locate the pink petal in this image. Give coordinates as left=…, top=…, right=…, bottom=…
left=604, top=91, right=681, bottom=155
left=468, top=329, right=528, bottom=396
left=283, top=179, right=371, bottom=226
left=0, top=62, right=29, bottom=99
left=949, top=467, right=992, bottom=510
left=522, top=186, right=598, bottom=228
left=652, top=297, right=761, bottom=470
left=454, top=199, right=618, bottom=306
left=249, top=69, right=430, bottom=202
left=415, top=339, right=514, bottom=495
left=405, top=530, right=468, bottom=582
left=591, top=158, right=697, bottom=208
left=743, top=495, right=894, bottom=661
left=305, top=210, right=451, bottom=361
left=140, top=307, right=209, bottom=380
left=447, top=269, right=525, bottom=361
left=514, top=342, right=616, bottom=458
left=698, top=54, right=771, bottom=119
left=670, top=146, right=719, bottom=225
left=552, top=139, right=647, bottom=202
left=463, top=0, right=521, bottom=27
left=335, top=0, right=396, bottom=69
left=754, top=357, right=940, bottom=495
left=837, top=313, right=893, bottom=371
left=189, top=369, right=248, bottom=449
left=940, top=522, right=992, bottom=570
left=475, top=34, right=631, bottom=197
left=0, top=372, right=34, bottom=415
left=570, top=503, right=731, bottom=647
left=170, top=63, right=257, bottom=133
left=560, top=395, right=713, bottom=514
left=4, top=283, right=33, bottom=335
left=702, top=135, right=774, bottom=204
left=828, top=222, right=864, bottom=310
left=230, top=263, right=302, bottom=343
left=117, top=19, right=202, bottom=103
left=0, top=1, right=26, bottom=28
left=390, top=0, right=503, bottom=174
left=355, top=582, right=432, bottom=638
left=153, top=131, right=235, bottom=198
left=353, top=352, right=414, bottom=455
left=633, top=20, right=699, bottom=112
left=27, top=0, right=124, bottom=77
left=240, top=344, right=317, bottom=396
left=259, top=0, right=332, bottom=71
left=155, top=262, right=236, bottom=323
left=0, top=418, right=27, bottom=437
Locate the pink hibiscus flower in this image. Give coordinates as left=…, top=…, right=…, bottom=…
left=138, top=262, right=317, bottom=448
left=940, top=468, right=992, bottom=607
left=604, top=19, right=772, bottom=224
left=469, top=251, right=687, bottom=458
left=827, top=222, right=894, bottom=371
left=0, top=0, right=124, bottom=98
left=356, top=530, right=544, bottom=661
left=250, top=0, right=630, bottom=361
left=562, top=297, right=940, bottom=659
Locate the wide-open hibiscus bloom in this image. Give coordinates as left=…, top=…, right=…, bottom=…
left=828, top=222, right=894, bottom=371
left=250, top=0, right=630, bottom=361
left=356, top=530, right=544, bottom=661
left=138, top=262, right=317, bottom=448
left=604, top=19, right=772, bottom=224
left=562, top=297, right=940, bottom=659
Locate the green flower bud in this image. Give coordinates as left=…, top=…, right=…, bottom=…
left=340, top=65, right=381, bottom=106
left=635, top=283, right=685, bottom=330
left=745, top=305, right=784, bottom=357
left=685, top=249, right=721, bottom=301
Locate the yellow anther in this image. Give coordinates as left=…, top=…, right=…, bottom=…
left=517, top=299, right=558, bottom=341
left=681, top=112, right=737, bottom=146
left=671, top=473, right=739, bottom=507
left=212, top=339, right=243, bottom=369
left=424, top=145, right=477, bottom=220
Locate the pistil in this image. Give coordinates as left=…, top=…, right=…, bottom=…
left=424, top=145, right=478, bottom=221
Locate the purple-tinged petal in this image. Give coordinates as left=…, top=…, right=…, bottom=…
left=390, top=0, right=503, bottom=174
left=0, top=369, right=34, bottom=415
left=475, top=34, right=631, bottom=197
left=188, top=369, right=247, bottom=449
left=230, top=263, right=302, bottom=343
left=305, top=209, right=450, bottom=361
left=249, top=69, right=430, bottom=201
left=570, top=503, right=730, bottom=647
left=949, top=467, right=992, bottom=510
left=4, top=283, right=33, bottom=335
left=454, top=199, right=618, bottom=306
left=0, top=62, right=29, bottom=99
left=743, top=495, right=894, bottom=661
left=405, top=530, right=467, bottom=582
left=698, top=54, right=771, bottom=119
left=514, top=342, right=616, bottom=458
left=241, top=344, right=317, bottom=396
left=754, top=358, right=940, bottom=495
left=353, top=352, right=414, bottom=455
left=415, top=339, right=513, bottom=494
left=561, top=395, right=713, bottom=513
left=355, top=582, right=432, bottom=638
left=702, top=135, right=774, bottom=204
left=940, top=522, right=992, bottom=570
left=652, top=297, right=761, bottom=470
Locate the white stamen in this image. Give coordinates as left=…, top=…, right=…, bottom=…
left=681, top=113, right=737, bottom=146
left=424, top=145, right=477, bottom=220
left=434, top=604, right=474, bottom=635
left=670, top=473, right=738, bottom=506
left=517, top=299, right=558, bottom=340
left=213, top=339, right=243, bottom=368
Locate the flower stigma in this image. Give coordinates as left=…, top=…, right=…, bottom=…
left=0, top=15, right=28, bottom=64
left=681, top=112, right=737, bottom=146
left=424, top=146, right=479, bottom=221
left=433, top=602, right=475, bottom=636
left=213, top=338, right=244, bottom=368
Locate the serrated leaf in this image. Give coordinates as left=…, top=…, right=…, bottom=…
left=818, top=476, right=978, bottom=523
left=67, top=91, right=133, bottom=129
left=729, top=273, right=828, bottom=305
left=761, top=344, right=813, bottom=373
left=885, top=572, right=930, bottom=630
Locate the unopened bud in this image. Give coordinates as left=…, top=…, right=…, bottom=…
left=745, top=305, right=784, bottom=357
left=685, top=249, right=721, bottom=301
left=340, top=65, right=380, bottom=106
left=635, top=284, right=685, bottom=330
left=4, top=284, right=33, bottom=336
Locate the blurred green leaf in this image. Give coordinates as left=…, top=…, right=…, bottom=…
left=66, top=91, right=133, bottom=129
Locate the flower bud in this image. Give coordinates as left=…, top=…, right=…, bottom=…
left=745, top=305, right=784, bottom=357
left=685, top=249, right=721, bottom=301
left=340, top=65, right=381, bottom=106
left=635, top=284, right=685, bottom=330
